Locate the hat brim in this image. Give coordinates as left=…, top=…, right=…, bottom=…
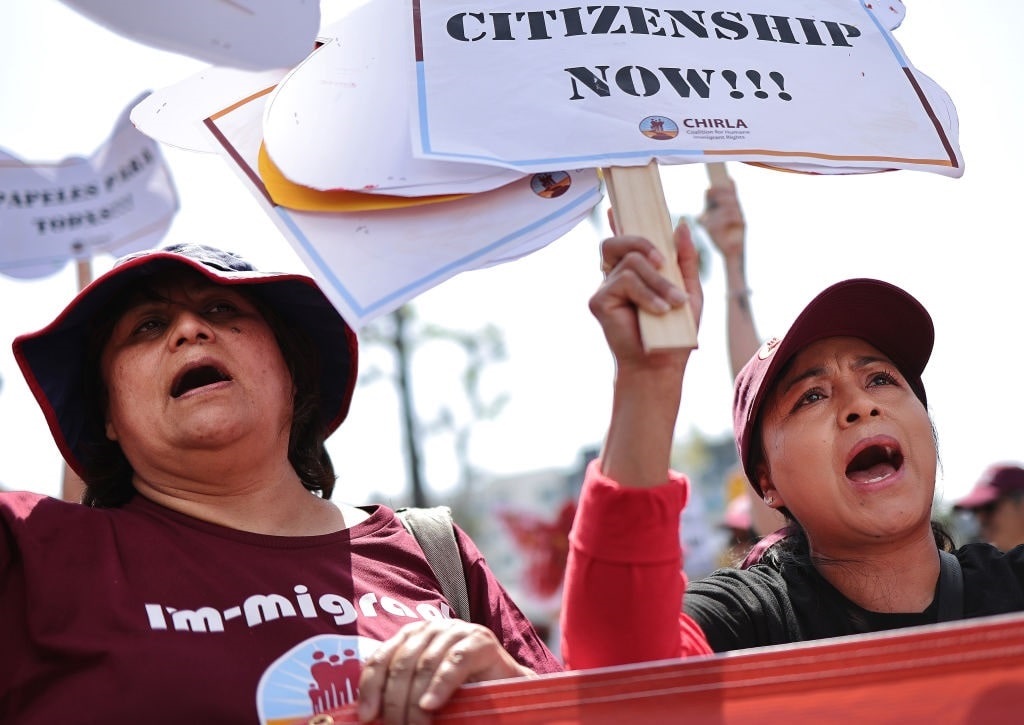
left=734, top=278, right=934, bottom=487
left=953, top=486, right=1001, bottom=510
left=13, top=250, right=357, bottom=479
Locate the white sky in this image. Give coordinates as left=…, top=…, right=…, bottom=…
left=1, top=0, right=1022, bottom=509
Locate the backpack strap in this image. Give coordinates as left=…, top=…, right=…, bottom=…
left=936, top=550, right=964, bottom=622
left=396, top=506, right=472, bottom=622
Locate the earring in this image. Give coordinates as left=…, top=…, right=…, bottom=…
left=764, top=495, right=774, bottom=506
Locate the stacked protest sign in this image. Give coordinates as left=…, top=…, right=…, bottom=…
left=131, top=0, right=960, bottom=336
left=132, top=0, right=603, bottom=330
left=0, top=94, right=178, bottom=280
left=261, top=0, right=524, bottom=197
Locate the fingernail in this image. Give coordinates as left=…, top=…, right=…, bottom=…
left=652, top=298, right=671, bottom=313
left=648, top=249, right=665, bottom=267
left=667, top=288, right=689, bottom=306
left=419, top=692, right=441, bottom=710
left=357, top=699, right=375, bottom=722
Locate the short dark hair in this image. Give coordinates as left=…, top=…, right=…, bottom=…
left=78, top=272, right=336, bottom=507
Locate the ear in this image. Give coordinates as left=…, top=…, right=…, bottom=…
left=755, top=462, right=783, bottom=508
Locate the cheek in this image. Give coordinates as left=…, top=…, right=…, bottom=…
left=906, top=407, right=938, bottom=472
left=105, top=374, right=133, bottom=424
left=255, top=338, right=296, bottom=409
left=760, top=421, right=804, bottom=475
left=103, top=353, right=147, bottom=417
left=760, top=419, right=831, bottom=500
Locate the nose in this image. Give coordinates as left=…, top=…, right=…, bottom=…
left=170, top=310, right=215, bottom=348
left=837, top=385, right=880, bottom=427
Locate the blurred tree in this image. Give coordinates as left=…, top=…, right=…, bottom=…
left=359, top=304, right=508, bottom=513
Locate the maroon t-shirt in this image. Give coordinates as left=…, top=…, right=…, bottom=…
left=0, top=491, right=559, bottom=723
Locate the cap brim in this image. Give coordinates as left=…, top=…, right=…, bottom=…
left=953, top=486, right=1001, bottom=510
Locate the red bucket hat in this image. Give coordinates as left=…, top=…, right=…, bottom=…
left=12, top=243, right=358, bottom=479
left=732, top=279, right=933, bottom=492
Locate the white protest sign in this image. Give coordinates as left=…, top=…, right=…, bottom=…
left=204, top=88, right=602, bottom=328
left=413, top=0, right=962, bottom=177
left=0, top=95, right=178, bottom=279
left=262, top=0, right=524, bottom=196
left=58, top=0, right=319, bottom=70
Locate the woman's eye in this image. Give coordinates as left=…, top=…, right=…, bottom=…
left=131, top=318, right=165, bottom=336
left=206, top=301, right=238, bottom=315
left=794, top=389, right=826, bottom=410
left=869, top=371, right=899, bottom=387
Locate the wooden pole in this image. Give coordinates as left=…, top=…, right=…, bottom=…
left=706, top=161, right=731, bottom=186
left=75, top=256, right=92, bottom=292
left=602, top=162, right=698, bottom=351
left=60, top=255, right=92, bottom=503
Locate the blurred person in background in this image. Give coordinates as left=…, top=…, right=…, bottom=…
left=954, top=463, right=1024, bottom=551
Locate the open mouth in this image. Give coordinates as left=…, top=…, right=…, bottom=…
left=171, top=364, right=231, bottom=398
left=846, top=443, right=904, bottom=484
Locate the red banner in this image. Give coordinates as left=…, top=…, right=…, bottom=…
left=307, top=613, right=1024, bottom=723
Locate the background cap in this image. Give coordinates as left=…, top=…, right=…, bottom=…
left=954, top=464, right=1024, bottom=510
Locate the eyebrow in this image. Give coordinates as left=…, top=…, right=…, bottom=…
left=779, top=354, right=893, bottom=395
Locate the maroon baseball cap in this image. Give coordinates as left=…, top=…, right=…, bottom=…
left=954, top=464, right=1024, bottom=510
left=13, top=243, right=358, bottom=479
left=732, top=278, right=933, bottom=491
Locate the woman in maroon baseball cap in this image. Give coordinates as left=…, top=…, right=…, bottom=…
left=560, top=224, right=1024, bottom=667
left=1, top=244, right=559, bottom=722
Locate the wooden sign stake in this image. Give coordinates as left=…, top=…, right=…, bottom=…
left=706, top=160, right=731, bottom=186
left=60, top=255, right=93, bottom=503
left=603, top=161, right=698, bottom=351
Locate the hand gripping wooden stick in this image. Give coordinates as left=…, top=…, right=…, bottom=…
left=603, top=161, right=698, bottom=351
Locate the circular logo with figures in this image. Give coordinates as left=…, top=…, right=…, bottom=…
left=639, top=116, right=679, bottom=140
left=257, top=634, right=382, bottom=724
left=530, top=171, right=572, bottom=198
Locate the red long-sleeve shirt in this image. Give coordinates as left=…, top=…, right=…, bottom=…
left=561, top=460, right=713, bottom=669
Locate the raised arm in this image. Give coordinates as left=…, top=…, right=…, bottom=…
left=561, top=221, right=713, bottom=669
left=700, top=177, right=786, bottom=538
left=595, top=222, right=703, bottom=488
left=699, top=176, right=759, bottom=379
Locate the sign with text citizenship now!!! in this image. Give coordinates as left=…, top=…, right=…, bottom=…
left=412, top=0, right=963, bottom=177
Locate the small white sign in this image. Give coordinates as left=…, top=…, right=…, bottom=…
left=0, top=95, right=178, bottom=279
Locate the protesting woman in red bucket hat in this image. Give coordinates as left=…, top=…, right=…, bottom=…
left=1, top=244, right=558, bottom=723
